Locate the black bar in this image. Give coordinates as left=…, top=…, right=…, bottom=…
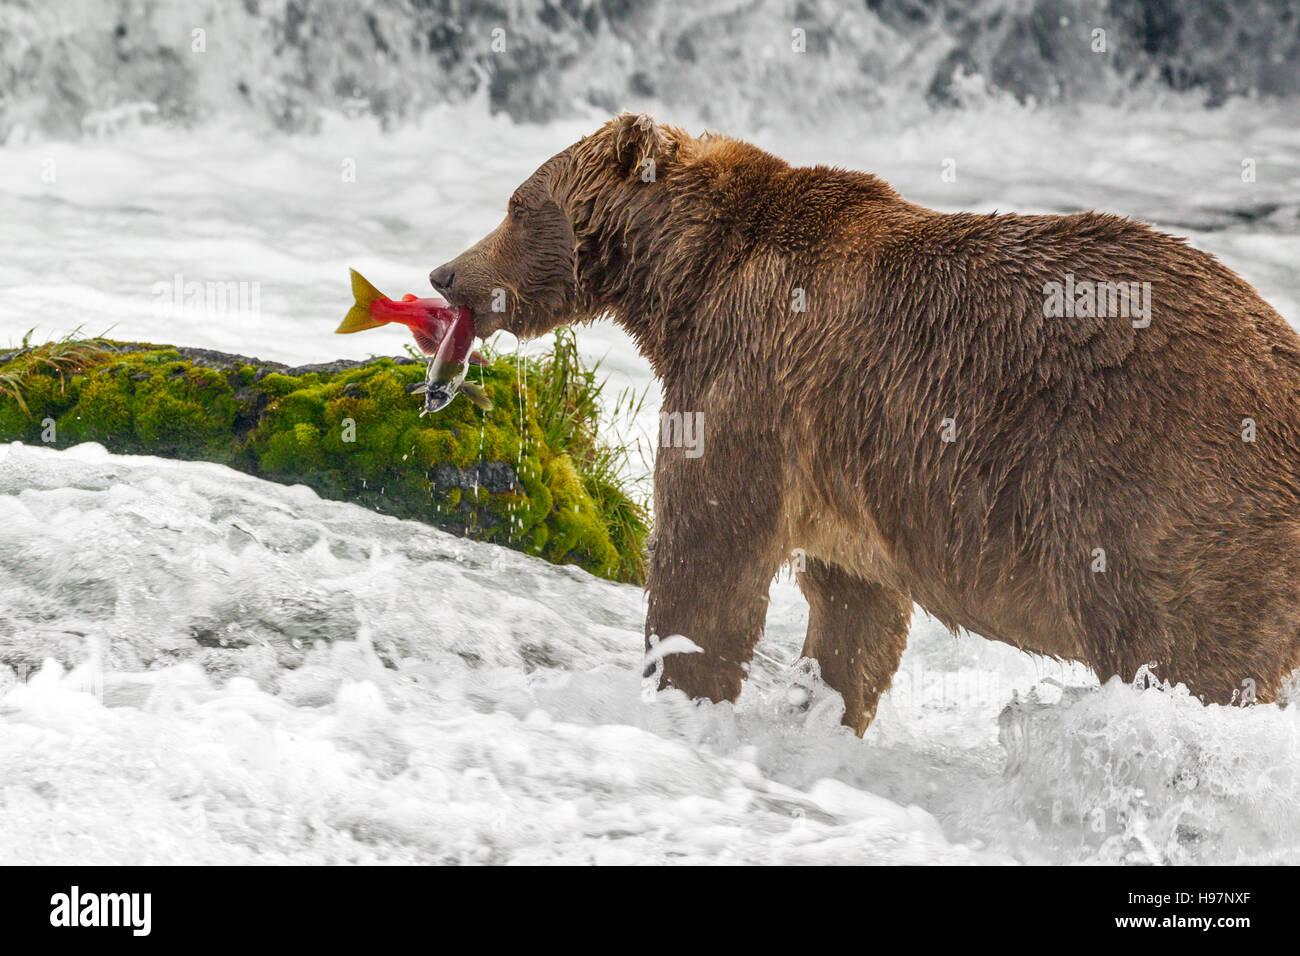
left=1, top=865, right=1285, bottom=943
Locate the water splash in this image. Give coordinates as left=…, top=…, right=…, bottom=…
left=470, top=362, right=486, bottom=533
left=998, top=679, right=1300, bottom=864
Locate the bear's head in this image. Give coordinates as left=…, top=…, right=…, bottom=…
left=428, top=112, right=687, bottom=341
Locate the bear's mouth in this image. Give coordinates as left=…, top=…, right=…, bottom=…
left=470, top=308, right=506, bottom=340
left=439, top=291, right=504, bottom=340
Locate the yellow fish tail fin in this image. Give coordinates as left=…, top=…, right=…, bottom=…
left=336, top=269, right=387, bottom=333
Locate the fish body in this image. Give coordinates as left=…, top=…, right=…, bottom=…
left=412, top=305, right=491, bottom=413
left=337, top=269, right=491, bottom=412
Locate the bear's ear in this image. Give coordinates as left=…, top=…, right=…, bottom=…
left=610, top=111, right=677, bottom=180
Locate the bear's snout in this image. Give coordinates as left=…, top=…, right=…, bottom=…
left=428, top=263, right=456, bottom=298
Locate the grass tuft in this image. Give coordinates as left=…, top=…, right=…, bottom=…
left=529, top=327, right=650, bottom=583
left=1, top=327, right=113, bottom=405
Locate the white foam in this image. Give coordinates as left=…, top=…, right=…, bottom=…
left=1, top=444, right=1295, bottom=863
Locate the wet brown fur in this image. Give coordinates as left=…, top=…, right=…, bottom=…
left=430, top=112, right=1300, bottom=734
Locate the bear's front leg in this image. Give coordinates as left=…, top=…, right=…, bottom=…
left=797, top=558, right=912, bottom=735
left=645, top=423, right=785, bottom=705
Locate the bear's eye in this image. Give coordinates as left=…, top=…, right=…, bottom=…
left=510, top=202, right=527, bottom=223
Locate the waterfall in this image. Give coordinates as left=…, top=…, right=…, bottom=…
left=3, top=0, right=1298, bottom=142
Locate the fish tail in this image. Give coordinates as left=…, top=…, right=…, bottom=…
left=335, top=269, right=388, bottom=333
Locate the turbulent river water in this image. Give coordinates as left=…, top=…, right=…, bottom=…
left=5, top=441, right=1299, bottom=864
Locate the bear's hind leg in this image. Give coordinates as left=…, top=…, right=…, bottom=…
left=797, top=558, right=912, bottom=735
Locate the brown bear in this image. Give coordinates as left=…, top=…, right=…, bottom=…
left=429, top=111, right=1300, bottom=734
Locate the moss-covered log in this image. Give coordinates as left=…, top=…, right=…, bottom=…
left=0, top=338, right=647, bottom=583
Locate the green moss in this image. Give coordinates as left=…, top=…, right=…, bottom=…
left=0, top=401, right=28, bottom=439
left=539, top=454, right=620, bottom=577
left=125, top=364, right=238, bottom=457
left=0, top=337, right=647, bottom=583
left=60, top=374, right=131, bottom=443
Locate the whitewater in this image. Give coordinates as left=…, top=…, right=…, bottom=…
left=3, top=99, right=1300, bottom=864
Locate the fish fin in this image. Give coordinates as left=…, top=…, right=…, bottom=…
left=411, top=328, right=439, bottom=355
left=401, top=293, right=419, bottom=302
left=350, top=268, right=386, bottom=305
left=468, top=350, right=488, bottom=366
left=335, top=269, right=387, bottom=333
left=461, top=382, right=493, bottom=411
left=409, top=382, right=428, bottom=394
